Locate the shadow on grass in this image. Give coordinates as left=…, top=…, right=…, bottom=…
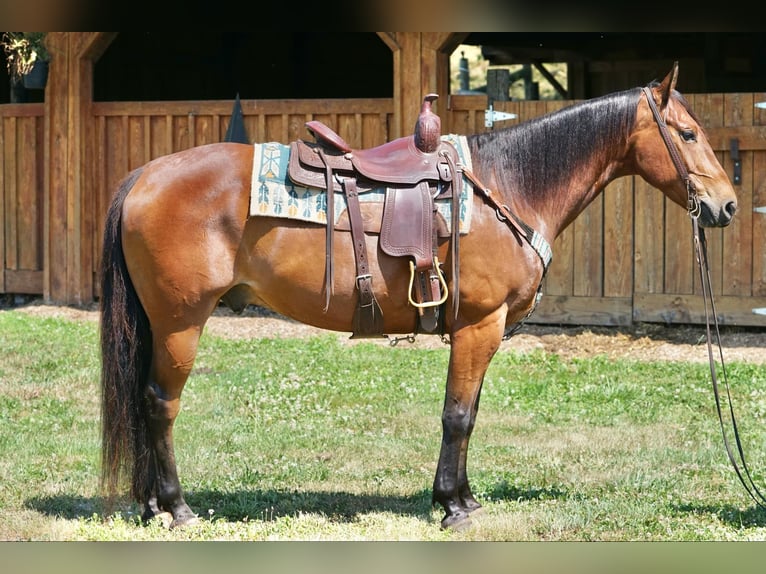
left=25, top=489, right=435, bottom=524
left=24, top=479, right=570, bottom=525
left=673, top=502, right=766, bottom=528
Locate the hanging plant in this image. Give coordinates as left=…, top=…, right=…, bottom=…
left=2, top=32, right=49, bottom=81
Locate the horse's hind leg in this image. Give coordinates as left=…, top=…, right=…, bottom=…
left=432, top=309, right=504, bottom=530
left=141, top=323, right=207, bottom=528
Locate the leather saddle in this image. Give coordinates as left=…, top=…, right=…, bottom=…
left=286, top=94, right=463, bottom=338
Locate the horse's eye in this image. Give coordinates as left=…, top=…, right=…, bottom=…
left=679, top=129, right=696, bottom=142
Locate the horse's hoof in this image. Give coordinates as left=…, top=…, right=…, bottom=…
left=144, top=511, right=174, bottom=529
left=170, top=513, right=200, bottom=529
left=461, top=498, right=484, bottom=516
left=466, top=505, right=485, bottom=517
left=441, top=511, right=472, bottom=531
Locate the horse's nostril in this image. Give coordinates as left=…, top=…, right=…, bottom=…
left=725, top=200, right=737, bottom=218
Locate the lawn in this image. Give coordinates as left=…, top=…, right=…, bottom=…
left=1, top=308, right=766, bottom=542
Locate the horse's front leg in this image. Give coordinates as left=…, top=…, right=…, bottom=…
left=432, top=309, right=504, bottom=530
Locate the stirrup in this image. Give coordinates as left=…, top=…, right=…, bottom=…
left=407, top=257, right=448, bottom=308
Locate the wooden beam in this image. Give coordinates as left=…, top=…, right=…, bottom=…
left=633, top=293, right=766, bottom=327
left=532, top=61, right=568, bottom=99
left=43, top=32, right=110, bottom=303
left=706, top=126, right=766, bottom=151
left=43, top=32, right=69, bottom=302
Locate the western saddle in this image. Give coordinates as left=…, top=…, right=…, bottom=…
left=287, top=94, right=463, bottom=338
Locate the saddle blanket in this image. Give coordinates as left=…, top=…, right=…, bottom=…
left=249, top=134, right=474, bottom=234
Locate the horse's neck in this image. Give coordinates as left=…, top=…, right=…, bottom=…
left=506, top=144, right=626, bottom=245
left=475, top=90, right=637, bottom=243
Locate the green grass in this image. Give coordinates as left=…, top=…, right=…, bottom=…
left=2, top=308, right=766, bottom=540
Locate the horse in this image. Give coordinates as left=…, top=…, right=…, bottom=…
left=99, top=62, right=737, bottom=531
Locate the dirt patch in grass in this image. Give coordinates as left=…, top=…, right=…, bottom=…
left=5, top=296, right=764, bottom=364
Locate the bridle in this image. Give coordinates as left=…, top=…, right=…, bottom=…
left=643, top=86, right=766, bottom=510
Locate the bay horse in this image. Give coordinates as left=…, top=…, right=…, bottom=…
left=99, top=63, right=737, bottom=531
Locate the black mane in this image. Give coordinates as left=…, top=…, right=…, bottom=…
left=466, top=87, right=641, bottom=210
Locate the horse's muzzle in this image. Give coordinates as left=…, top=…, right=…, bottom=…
left=698, top=198, right=737, bottom=227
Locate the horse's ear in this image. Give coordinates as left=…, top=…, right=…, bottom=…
left=656, top=61, right=679, bottom=110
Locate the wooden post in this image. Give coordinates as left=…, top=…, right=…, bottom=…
left=379, top=33, right=466, bottom=141
left=43, top=32, right=115, bottom=304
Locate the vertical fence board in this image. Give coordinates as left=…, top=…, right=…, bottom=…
left=603, top=177, right=633, bottom=298
left=754, top=91, right=766, bottom=297
left=4, top=117, right=18, bottom=271
left=572, top=199, right=603, bottom=297
left=722, top=93, right=753, bottom=297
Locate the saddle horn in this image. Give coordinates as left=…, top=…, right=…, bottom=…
left=414, top=94, right=441, bottom=153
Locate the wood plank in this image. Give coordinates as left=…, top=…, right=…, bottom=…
left=93, top=98, right=393, bottom=117
left=721, top=93, right=753, bottom=297
left=286, top=114, right=306, bottom=145
left=397, top=33, right=421, bottom=141
left=128, top=116, right=147, bottom=171
left=527, top=295, right=633, bottom=326
left=65, top=35, right=83, bottom=304
left=3, top=117, right=17, bottom=271
left=193, top=115, right=214, bottom=147
left=337, top=114, right=358, bottom=148
left=516, top=100, right=548, bottom=124
left=751, top=94, right=766, bottom=296
left=4, top=269, right=43, bottom=294
left=603, top=176, right=633, bottom=298
left=0, top=117, right=6, bottom=290
left=664, top=196, right=695, bottom=294
left=149, top=115, right=170, bottom=159
left=0, top=104, right=45, bottom=117
left=705, top=127, right=766, bottom=150
left=633, top=177, right=665, bottom=294
left=693, top=93, right=725, bottom=131
left=633, top=293, right=766, bottom=327
left=545, top=224, right=574, bottom=297
left=93, top=114, right=107, bottom=299
left=17, top=117, right=41, bottom=270
left=692, top=94, right=724, bottom=297
left=80, top=64, right=95, bottom=303
left=572, top=197, right=603, bottom=297
left=753, top=149, right=766, bottom=296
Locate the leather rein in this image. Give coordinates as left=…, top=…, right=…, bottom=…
left=643, top=86, right=766, bottom=509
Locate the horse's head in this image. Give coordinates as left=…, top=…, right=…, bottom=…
left=630, top=62, right=737, bottom=228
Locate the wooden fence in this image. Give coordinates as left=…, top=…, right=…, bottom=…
left=0, top=103, right=44, bottom=295
left=2, top=94, right=766, bottom=327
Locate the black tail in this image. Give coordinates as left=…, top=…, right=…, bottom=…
left=99, top=167, right=153, bottom=506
